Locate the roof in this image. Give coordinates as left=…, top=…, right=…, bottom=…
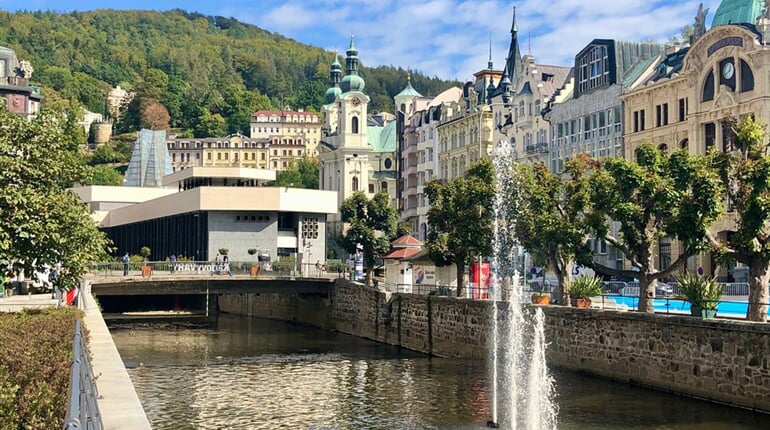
left=712, top=0, right=764, bottom=27
left=381, top=247, right=423, bottom=259
left=396, top=80, right=423, bottom=98
left=251, top=110, right=320, bottom=120
left=428, top=87, right=463, bottom=107
left=391, top=235, right=422, bottom=247
left=367, top=120, right=397, bottom=152
left=621, top=55, right=661, bottom=88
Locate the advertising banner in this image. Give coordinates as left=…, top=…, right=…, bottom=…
left=413, top=265, right=436, bottom=284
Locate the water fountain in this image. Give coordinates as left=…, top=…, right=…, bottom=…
left=486, top=140, right=558, bottom=429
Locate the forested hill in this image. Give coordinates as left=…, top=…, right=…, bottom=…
left=0, top=9, right=459, bottom=136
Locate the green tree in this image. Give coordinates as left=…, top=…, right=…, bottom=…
left=0, top=107, right=109, bottom=290
left=710, top=116, right=770, bottom=321
left=273, top=157, right=319, bottom=189
left=194, top=109, right=227, bottom=138
left=338, top=191, right=397, bottom=286
left=425, top=159, right=495, bottom=297
left=586, top=144, right=723, bottom=313
left=88, top=166, right=123, bottom=186
left=514, top=157, right=593, bottom=305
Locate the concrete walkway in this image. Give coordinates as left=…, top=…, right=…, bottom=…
left=80, top=284, right=152, bottom=430
left=0, top=292, right=59, bottom=312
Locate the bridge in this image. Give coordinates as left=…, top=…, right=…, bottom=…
left=88, top=275, right=333, bottom=296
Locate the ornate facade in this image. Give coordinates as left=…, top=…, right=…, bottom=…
left=249, top=109, right=322, bottom=161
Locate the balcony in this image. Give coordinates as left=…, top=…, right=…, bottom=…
left=525, top=143, right=549, bottom=154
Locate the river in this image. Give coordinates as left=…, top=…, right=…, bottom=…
left=108, top=313, right=765, bottom=430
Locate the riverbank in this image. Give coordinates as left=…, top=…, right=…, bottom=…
left=218, top=279, right=770, bottom=414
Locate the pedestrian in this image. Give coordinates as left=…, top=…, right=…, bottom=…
left=315, top=260, right=322, bottom=275
left=222, top=252, right=232, bottom=276
left=122, top=252, right=130, bottom=276
left=214, top=253, right=221, bottom=275
left=169, top=254, right=177, bottom=275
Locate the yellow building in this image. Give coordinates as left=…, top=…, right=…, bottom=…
left=167, top=134, right=270, bottom=172
left=619, top=1, right=770, bottom=281
left=250, top=109, right=322, bottom=161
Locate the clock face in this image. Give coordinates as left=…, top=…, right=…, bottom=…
left=722, top=62, right=734, bottom=80
left=351, top=97, right=360, bottom=106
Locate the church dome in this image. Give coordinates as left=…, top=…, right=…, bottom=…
left=324, top=86, right=342, bottom=104
left=341, top=74, right=365, bottom=93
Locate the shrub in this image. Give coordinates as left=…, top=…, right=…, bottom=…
left=675, top=273, right=721, bottom=311
left=568, top=276, right=603, bottom=299
left=0, top=308, right=83, bottom=429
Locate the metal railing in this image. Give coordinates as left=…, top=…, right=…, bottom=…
left=63, top=319, right=102, bottom=430
left=86, top=261, right=341, bottom=278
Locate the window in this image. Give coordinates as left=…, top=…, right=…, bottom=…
left=656, top=105, right=661, bottom=127
left=639, top=110, right=645, bottom=131
left=352, top=176, right=359, bottom=191
left=352, top=116, right=359, bottom=134
left=702, top=69, right=715, bottom=101
left=381, top=181, right=388, bottom=192
left=740, top=59, right=754, bottom=92
left=633, top=111, right=639, bottom=133
left=368, top=184, right=375, bottom=193
left=705, top=122, right=716, bottom=148
left=678, top=98, right=687, bottom=122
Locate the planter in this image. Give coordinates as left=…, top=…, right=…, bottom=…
left=141, top=265, right=153, bottom=278
left=250, top=266, right=259, bottom=276
left=531, top=294, right=550, bottom=305
left=690, top=305, right=717, bottom=319
left=570, top=298, right=592, bottom=308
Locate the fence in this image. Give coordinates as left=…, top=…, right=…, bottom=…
left=601, top=281, right=752, bottom=298
left=86, top=261, right=340, bottom=278
left=63, top=319, right=102, bottom=430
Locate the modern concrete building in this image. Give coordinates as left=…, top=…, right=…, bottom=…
left=618, top=0, right=770, bottom=281
left=0, top=45, right=42, bottom=118
left=73, top=167, right=337, bottom=263
left=249, top=109, right=322, bottom=161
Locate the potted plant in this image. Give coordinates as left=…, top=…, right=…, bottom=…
left=248, top=248, right=259, bottom=276
left=675, top=273, right=721, bottom=318
left=139, top=246, right=152, bottom=277
left=531, top=291, right=550, bottom=305
left=568, top=275, right=603, bottom=308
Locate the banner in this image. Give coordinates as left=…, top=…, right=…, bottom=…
left=470, top=262, right=490, bottom=299
left=414, top=265, right=436, bottom=284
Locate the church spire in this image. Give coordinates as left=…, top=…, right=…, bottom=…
left=488, top=33, right=494, bottom=70
left=505, top=5, right=523, bottom=91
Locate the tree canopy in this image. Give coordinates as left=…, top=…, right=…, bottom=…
left=338, top=191, right=398, bottom=286
left=0, top=107, right=109, bottom=289
left=586, top=144, right=723, bottom=312
left=0, top=9, right=460, bottom=137
left=425, top=158, right=496, bottom=297
left=271, top=157, right=319, bottom=189
left=710, top=116, right=770, bottom=321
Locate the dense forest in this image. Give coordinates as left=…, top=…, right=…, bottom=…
left=0, top=9, right=459, bottom=136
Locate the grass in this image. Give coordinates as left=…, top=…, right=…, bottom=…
left=0, top=307, right=83, bottom=430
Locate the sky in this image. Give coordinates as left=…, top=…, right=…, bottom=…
left=1, top=0, right=721, bottom=82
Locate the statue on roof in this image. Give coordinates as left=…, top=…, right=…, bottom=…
left=693, top=3, right=709, bottom=41
left=762, top=0, right=770, bottom=21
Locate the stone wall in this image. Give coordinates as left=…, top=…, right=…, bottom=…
left=221, top=279, right=770, bottom=413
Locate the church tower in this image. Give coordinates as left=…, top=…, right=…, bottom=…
left=337, top=35, right=370, bottom=149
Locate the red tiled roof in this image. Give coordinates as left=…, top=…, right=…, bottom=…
left=391, top=235, right=422, bottom=247
left=381, top=247, right=423, bottom=259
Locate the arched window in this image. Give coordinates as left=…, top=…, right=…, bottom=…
left=381, top=181, right=388, bottom=192
left=702, top=69, right=715, bottom=101
left=657, top=143, right=668, bottom=153
left=740, top=59, right=754, bottom=92
left=352, top=176, right=359, bottom=191
left=679, top=138, right=688, bottom=149
left=352, top=116, right=359, bottom=134
left=400, top=103, right=406, bottom=113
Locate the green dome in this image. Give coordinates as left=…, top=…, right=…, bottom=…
left=324, top=86, right=342, bottom=104
left=341, top=74, right=365, bottom=93
left=712, top=0, right=764, bottom=27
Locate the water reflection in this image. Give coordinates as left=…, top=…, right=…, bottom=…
left=109, top=314, right=764, bottom=430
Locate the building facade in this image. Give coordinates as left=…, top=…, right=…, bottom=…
left=620, top=0, right=770, bottom=281
left=318, top=38, right=398, bottom=233
left=250, top=109, right=322, bottom=161
left=0, top=46, right=42, bottom=118
left=167, top=133, right=271, bottom=172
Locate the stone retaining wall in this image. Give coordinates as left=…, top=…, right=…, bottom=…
left=220, top=279, right=770, bottom=413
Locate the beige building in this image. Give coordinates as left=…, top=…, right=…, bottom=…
left=167, top=133, right=270, bottom=172
left=250, top=109, right=322, bottom=161
left=619, top=1, right=770, bottom=281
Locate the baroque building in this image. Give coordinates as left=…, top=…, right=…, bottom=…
left=620, top=0, right=770, bottom=282
left=249, top=109, right=322, bottom=162
left=167, top=133, right=270, bottom=172
left=318, top=38, right=398, bottom=234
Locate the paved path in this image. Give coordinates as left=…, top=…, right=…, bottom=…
left=0, top=292, right=59, bottom=312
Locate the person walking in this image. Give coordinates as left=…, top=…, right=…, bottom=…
left=169, top=254, right=177, bottom=275
left=122, top=252, right=130, bottom=276
left=223, top=252, right=232, bottom=276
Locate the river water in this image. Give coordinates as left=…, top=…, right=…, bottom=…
left=109, top=314, right=765, bottom=430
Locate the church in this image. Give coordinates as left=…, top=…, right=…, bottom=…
left=318, top=36, right=404, bottom=236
